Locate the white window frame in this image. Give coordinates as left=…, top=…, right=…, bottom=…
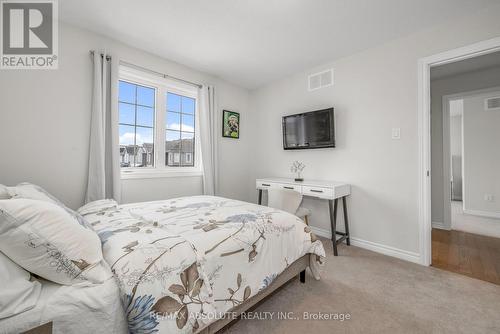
left=119, top=66, right=202, bottom=179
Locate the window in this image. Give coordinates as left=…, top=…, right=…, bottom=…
left=166, top=93, right=195, bottom=167
left=118, top=67, right=200, bottom=177
left=119, top=81, right=155, bottom=168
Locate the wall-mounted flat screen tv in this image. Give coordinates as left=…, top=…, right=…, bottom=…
left=282, top=108, right=335, bottom=150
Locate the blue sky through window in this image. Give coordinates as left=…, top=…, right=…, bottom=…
left=167, top=93, right=181, bottom=112
left=119, top=81, right=135, bottom=104
left=166, top=111, right=180, bottom=129
left=137, top=86, right=154, bottom=107
left=181, top=114, right=194, bottom=132
left=182, top=96, right=195, bottom=114
left=166, top=130, right=180, bottom=141
left=119, top=103, right=135, bottom=124
left=136, top=106, right=154, bottom=127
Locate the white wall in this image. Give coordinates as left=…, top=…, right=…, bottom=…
left=451, top=201, right=500, bottom=237
left=250, top=5, right=500, bottom=257
left=450, top=114, right=462, bottom=157
left=430, top=66, right=500, bottom=226
left=449, top=99, right=463, bottom=158
left=0, top=22, right=252, bottom=209
left=462, top=90, right=500, bottom=215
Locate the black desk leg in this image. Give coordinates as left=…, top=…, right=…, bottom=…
left=329, top=199, right=338, bottom=256
left=258, top=189, right=263, bottom=205
left=329, top=196, right=351, bottom=256
left=343, top=196, right=350, bottom=246
left=299, top=270, right=305, bottom=283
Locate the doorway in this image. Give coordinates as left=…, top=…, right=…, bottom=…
left=425, top=50, right=500, bottom=284
left=418, top=37, right=500, bottom=270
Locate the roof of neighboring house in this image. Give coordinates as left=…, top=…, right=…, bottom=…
left=165, top=138, right=194, bottom=153
left=120, top=143, right=154, bottom=156
left=142, top=143, right=154, bottom=153
left=119, top=140, right=192, bottom=156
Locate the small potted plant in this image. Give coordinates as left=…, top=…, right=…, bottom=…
left=291, top=161, right=305, bottom=182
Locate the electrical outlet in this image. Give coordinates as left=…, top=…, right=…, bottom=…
left=484, top=194, right=495, bottom=202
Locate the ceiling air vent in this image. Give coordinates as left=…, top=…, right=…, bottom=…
left=308, top=69, right=333, bottom=91
left=485, top=96, right=500, bottom=111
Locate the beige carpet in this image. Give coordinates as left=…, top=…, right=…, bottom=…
left=224, top=238, right=500, bottom=334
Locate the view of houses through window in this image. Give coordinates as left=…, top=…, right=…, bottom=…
left=119, top=77, right=197, bottom=170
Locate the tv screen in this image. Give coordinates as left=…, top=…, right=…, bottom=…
left=282, top=108, right=335, bottom=150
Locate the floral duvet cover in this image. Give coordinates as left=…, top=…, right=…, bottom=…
left=78, top=196, right=325, bottom=334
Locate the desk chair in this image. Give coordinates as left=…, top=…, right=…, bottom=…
left=267, top=188, right=311, bottom=225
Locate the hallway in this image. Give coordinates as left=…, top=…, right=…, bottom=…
left=432, top=228, right=500, bottom=285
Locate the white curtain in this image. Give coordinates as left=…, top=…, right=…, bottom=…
left=85, top=51, right=121, bottom=203
left=199, top=85, right=218, bottom=195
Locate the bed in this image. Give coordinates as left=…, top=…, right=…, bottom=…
left=78, top=195, right=325, bottom=334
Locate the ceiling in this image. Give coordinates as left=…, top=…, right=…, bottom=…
left=431, top=51, right=500, bottom=80
left=59, top=0, right=498, bottom=89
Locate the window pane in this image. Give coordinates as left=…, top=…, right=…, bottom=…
left=167, top=93, right=181, bottom=112
left=119, top=125, right=136, bottom=168
left=181, top=131, right=194, bottom=140
left=165, top=130, right=180, bottom=166
left=118, top=80, right=156, bottom=169
left=182, top=96, right=195, bottom=114
left=119, top=81, right=135, bottom=104
left=136, top=106, right=154, bottom=127
left=166, top=129, right=180, bottom=142
left=181, top=131, right=194, bottom=150
left=181, top=132, right=194, bottom=167
left=137, top=85, right=155, bottom=107
left=119, top=103, right=135, bottom=125
left=166, top=111, right=181, bottom=130
left=181, top=114, right=194, bottom=132
left=136, top=126, right=153, bottom=145
left=184, top=152, right=194, bottom=166
left=119, top=125, right=136, bottom=145
left=135, top=127, right=154, bottom=167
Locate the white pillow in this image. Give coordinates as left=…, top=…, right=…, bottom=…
left=0, top=252, right=41, bottom=319
left=0, top=199, right=112, bottom=285
left=8, top=183, right=92, bottom=229
left=0, top=184, right=10, bottom=200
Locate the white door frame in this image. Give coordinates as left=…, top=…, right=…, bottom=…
left=417, top=37, right=500, bottom=266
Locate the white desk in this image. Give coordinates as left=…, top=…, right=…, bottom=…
left=256, top=177, right=351, bottom=256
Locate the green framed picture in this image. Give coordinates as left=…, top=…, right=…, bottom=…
left=222, top=110, right=240, bottom=138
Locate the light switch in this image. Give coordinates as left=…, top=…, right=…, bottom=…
left=484, top=194, right=494, bottom=202
left=391, top=128, right=401, bottom=140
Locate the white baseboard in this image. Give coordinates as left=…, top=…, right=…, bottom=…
left=463, top=209, right=500, bottom=220
left=309, top=226, right=421, bottom=264
left=432, top=221, right=451, bottom=230
left=309, top=226, right=333, bottom=239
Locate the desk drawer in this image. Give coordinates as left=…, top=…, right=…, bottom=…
left=279, top=184, right=301, bottom=192
left=256, top=181, right=278, bottom=189
left=302, top=185, right=334, bottom=199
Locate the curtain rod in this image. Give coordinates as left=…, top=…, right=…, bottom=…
left=120, top=60, right=203, bottom=89
left=89, top=50, right=111, bottom=61
left=89, top=50, right=203, bottom=88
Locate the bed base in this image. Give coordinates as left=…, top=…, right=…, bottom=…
left=198, top=254, right=309, bottom=334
